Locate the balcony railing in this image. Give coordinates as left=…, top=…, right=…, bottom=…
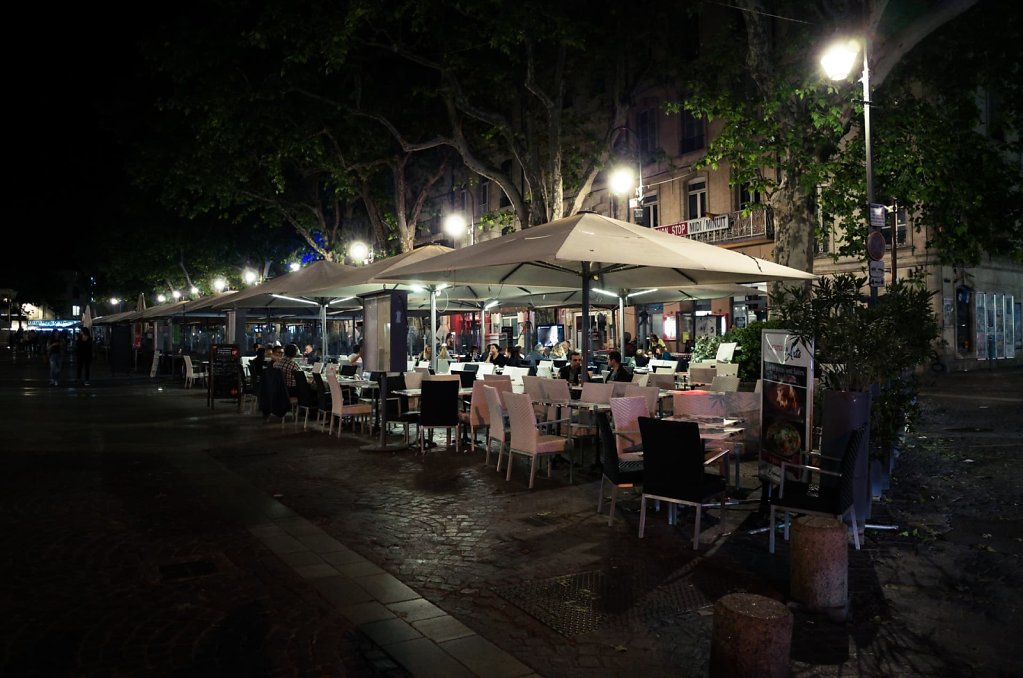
left=654, top=207, right=774, bottom=245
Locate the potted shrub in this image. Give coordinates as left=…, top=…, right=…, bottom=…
left=772, top=273, right=941, bottom=517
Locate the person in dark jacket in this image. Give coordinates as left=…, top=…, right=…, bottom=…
left=605, top=350, right=633, bottom=382
left=558, top=351, right=589, bottom=385
left=75, top=328, right=94, bottom=385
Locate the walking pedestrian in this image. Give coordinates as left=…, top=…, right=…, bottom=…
left=47, top=330, right=63, bottom=386
left=76, top=328, right=94, bottom=385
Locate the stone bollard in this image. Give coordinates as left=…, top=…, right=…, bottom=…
left=710, top=593, right=792, bottom=678
left=790, top=515, right=848, bottom=613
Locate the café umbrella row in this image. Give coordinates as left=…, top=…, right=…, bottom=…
left=94, top=213, right=816, bottom=364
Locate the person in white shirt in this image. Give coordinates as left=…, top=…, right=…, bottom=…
left=348, top=344, right=363, bottom=365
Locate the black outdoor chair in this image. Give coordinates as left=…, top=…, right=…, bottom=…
left=293, top=371, right=319, bottom=431
left=258, top=367, right=296, bottom=427
left=340, top=364, right=358, bottom=377
left=768, top=425, right=866, bottom=554
left=239, top=364, right=258, bottom=414
left=595, top=412, right=644, bottom=526
left=457, top=370, right=476, bottom=388
left=416, top=378, right=461, bottom=454
left=637, top=417, right=727, bottom=549
left=311, top=372, right=332, bottom=429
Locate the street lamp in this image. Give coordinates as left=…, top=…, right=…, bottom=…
left=289, top=262, right=301, bottom=272
left=157, top=294, right=167, bottom=303
left=190, top=286, right=199, bottom=297
left=609, top=126, right=645, bottom=224
left=243, top=269, right=258, bottom=285
left=821, top=36, right=879, bottom=302
left=443, top=213, right=474, bottom=246
left=172, top=290, right=182, bottom=301
left=212, top=278, right=227, bottom=293
left=349, top=241, right=369, bottom=264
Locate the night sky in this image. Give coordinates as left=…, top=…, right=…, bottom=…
left=8, top=4, right=150, bottom=280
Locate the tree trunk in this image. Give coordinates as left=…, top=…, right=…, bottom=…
left=770, top=182, right=816, bottom=298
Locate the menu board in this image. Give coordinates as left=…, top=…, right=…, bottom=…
left=208, top=344, right=241, bottom=408
left=760, top=330, right=813, bottom=470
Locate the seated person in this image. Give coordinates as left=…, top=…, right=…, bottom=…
left=558, top=351, right=590, bottom=385
left=276, top=343, right=301, bottom=395
left=506, top=345, right=527, bottom=367
left=653, top=344, right=673, bottom=361
left=419, top=345, right=433, bottom=363
left=466, top=345, right=483, bottom=362
left=633, top=348, right=650, bottom=368
left=348, top=343, right=364, bottom=366
left=484, top=343, right=506, bottom=367
left=605, top=350, right=633, bottom=382
left=302, top=344, right=318, bottom=364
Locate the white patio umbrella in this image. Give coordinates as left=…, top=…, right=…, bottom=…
left=137, top=300, right=192, bottom=320
left=303, top=244, right=575, bottom=371
left=211, top=260, right=355, bottom=358
left=379, top=212, right=816, bottom=362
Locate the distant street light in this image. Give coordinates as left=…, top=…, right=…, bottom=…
left=608, top=126, right=645, bottom=224
left=243, top=269, right=258, bottom=285
left=172, top=290, right=182, bottom=301
left=609, top=167, right=636, bottom=197
left=289, top=262, right=301, bottom=272
left=821, top=36, right=879, bottom=302
left=109, top=297, right=120, bottom=306
left=157, top=294, right=167, bottom=303
left=349, top=241, right=369, bottom=263
left=443, top=213, right=477, bottom=247
left=190, top=286, right=199, bottom=296
left=212, top=278, right=227, bottom=293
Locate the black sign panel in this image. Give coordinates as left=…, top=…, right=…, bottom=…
left=208, top=344, right=241, bottom=408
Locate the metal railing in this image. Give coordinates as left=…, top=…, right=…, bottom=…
left=655, top=207, right=774, bottom=245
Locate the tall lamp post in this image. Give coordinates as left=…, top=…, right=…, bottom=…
left=444, top=213, right=484, bottom=353
left=821, top=36, right=881, bottom=303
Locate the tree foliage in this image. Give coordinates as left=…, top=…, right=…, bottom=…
left=679, top=0, right=1018, bottom=271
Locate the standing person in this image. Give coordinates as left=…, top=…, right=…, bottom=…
left=76, top=328, right=94, bottom=385
left=47, top=330, right=63, bottom=386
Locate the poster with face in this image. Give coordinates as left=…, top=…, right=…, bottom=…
left=760, top=330, right=812, bottom=469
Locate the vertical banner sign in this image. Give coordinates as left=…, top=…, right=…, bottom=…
left=760, top=330, right=814, bottom=474
left=208, top=344, right=241, bottom=409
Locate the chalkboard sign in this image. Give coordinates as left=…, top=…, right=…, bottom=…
left=208, top=344, right=241, bottom=408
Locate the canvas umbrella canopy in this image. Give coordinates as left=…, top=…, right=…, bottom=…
left=303, top=244, right=576, bottom=371
left=211, top=260, right=356, bottom=359
left=181, top=291, right=238, bottom=313
left=137, top=300, right=192, bottom=320
left=379, top=212, right=815, bottom=362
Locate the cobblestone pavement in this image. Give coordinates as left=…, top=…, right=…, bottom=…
left=3, top=352, right=1021, bottom=676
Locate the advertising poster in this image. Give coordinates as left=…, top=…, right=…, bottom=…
left=761, top=330, right=813, bottom=470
